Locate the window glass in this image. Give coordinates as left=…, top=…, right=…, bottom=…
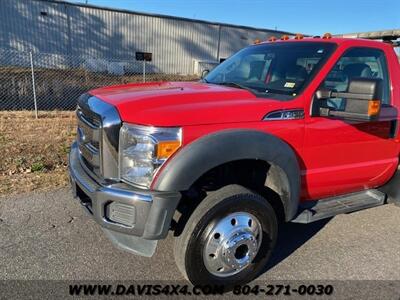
left=322, top=47, right=390, bottom=110
left=204, top=42, right=336, bottom=100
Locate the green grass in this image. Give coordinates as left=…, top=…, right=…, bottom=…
left=31, top=162, right=45, bottom=172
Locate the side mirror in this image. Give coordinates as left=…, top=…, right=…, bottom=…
left=201, top=69, right=210, bottom=79
left=316, top=78, right=383, bottom=121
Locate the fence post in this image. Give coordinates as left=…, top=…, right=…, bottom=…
left=143, top=60, right=146, bottom=83
left=29, top=52, right=38, bottom=119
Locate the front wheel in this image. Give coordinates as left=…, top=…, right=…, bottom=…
left=174, top=184, right=278, bottom=287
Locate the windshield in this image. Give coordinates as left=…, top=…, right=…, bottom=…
left=204, top=42, right=336, bottom=99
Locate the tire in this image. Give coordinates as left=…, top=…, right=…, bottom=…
left=174, top=184, right=278, bottom=287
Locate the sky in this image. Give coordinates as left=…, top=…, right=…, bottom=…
left=67, top=0, right=400, bottom=35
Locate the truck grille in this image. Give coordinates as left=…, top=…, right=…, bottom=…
left=76, top=106, right=101, bottom=175
left=76, top=94, right=121, bottom=180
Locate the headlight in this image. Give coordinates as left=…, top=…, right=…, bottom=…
left=119, top=124, right=182, bottom=188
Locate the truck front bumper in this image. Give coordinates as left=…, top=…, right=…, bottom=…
left=68, top=142, right=181, bottom=257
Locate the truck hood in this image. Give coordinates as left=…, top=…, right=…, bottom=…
left=90, top=81, right=285, bottom=126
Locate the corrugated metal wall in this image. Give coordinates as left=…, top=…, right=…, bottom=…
left=219, top=27, right=278, bottom=59
left=0, top=0, right=291, bottom=74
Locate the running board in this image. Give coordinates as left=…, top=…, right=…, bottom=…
left=291, top=189, right=386, bottom=224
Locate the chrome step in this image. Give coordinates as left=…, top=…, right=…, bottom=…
left=291, top=189, right=386, bottom=224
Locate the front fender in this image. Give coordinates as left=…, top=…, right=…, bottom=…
left=153, top=130, right=301, bottom=220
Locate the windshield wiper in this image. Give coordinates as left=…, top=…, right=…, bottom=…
left=264, top=88, right=294, bottom=96
left=215, top=82, right=257, bottom=94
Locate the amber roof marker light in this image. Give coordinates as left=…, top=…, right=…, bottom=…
left=268, top=36, right=277, bottom=42
left=294, top=33, right=304, bottom=40
left=281, top=35, right=290, bottom=40
left=253, top=38, right=261, bottom=44
left=323, top=33, right=332, bottom=39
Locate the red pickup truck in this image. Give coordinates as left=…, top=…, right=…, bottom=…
left=69, top=34, right=400, bottom=287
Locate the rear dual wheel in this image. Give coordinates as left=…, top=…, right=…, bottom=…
left=174, top=184, right=278, bottom=288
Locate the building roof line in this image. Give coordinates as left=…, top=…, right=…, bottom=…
left=38, top=0, right=294, bottom=35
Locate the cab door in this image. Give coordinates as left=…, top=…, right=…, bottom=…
left=302, top=46, right=399, bottom=200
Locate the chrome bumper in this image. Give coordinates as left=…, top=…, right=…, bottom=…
left=68, top=142, right=181, bottom=257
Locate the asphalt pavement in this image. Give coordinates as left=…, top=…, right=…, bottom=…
left=0, top=187, right=400, bottom=281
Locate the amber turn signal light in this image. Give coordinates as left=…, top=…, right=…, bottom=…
left=368, top=100, right=381, bottom=116
left=156, top=140, right=181, bottom=159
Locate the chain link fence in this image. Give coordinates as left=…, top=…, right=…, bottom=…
left=0, top=48, right=202, bottom=114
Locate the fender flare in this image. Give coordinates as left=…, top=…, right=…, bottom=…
left=153, top=130, right=301, bottom=221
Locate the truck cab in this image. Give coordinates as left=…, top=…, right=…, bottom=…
left=69, top=34, right=400, bottom=288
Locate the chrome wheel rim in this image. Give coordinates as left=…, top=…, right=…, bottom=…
left=203, top=212, right=262, bottom=277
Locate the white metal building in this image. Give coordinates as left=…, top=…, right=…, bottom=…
left=0, top=0, right=293, bottom=74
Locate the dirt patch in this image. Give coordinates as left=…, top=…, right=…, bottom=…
left=0, top=111, right=76, bottom=195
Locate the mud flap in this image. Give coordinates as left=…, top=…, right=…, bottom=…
left=379, top=165, right=400, bottom=207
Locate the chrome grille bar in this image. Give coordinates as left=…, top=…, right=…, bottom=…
left=77, top=109, right=100, bottom=148
left=76, top=94, right=121, bottom=181
left=77, top=106, right=101, bottom=175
